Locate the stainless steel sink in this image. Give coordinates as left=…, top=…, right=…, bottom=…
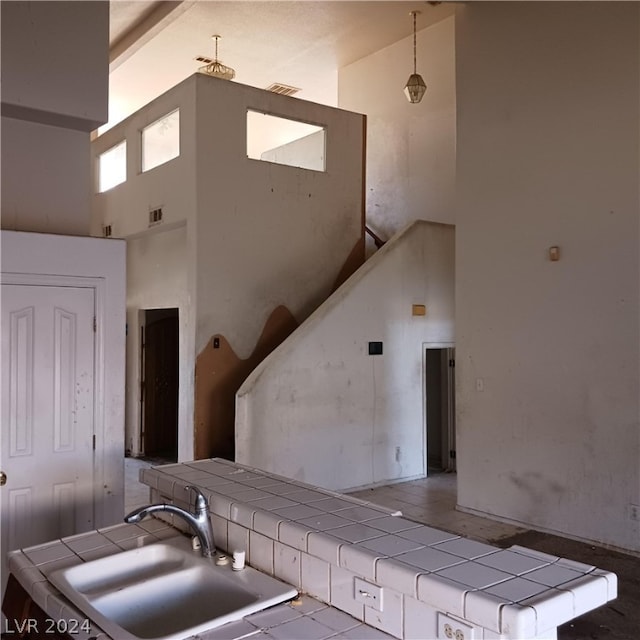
left=49, top=535, right=297, bottom=640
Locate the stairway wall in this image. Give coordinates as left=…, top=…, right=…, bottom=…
left=236, top=221, right=454, bottom=491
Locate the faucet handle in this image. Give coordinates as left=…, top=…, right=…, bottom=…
left=185, top=485, right=208, bottom=512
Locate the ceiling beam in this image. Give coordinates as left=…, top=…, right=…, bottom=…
left=109, top=0, right=196, bottom=72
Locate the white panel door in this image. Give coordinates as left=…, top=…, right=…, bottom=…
left=1, top=284, right=95, bottom=588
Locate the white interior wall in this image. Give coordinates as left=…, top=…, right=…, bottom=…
left=92, top=79, right=199, bottom=462
left=338, top=16, right=456, bottom=240
left=194, top=75, right=365, bottom=357
left=125, top=225, right=194, bottom=461
left=90, top=78, right=197, bottom=239
left=93, top=74, right=363, bottom=458
left=0, top=0, right=108, bottom=131
left=259, top=130, right=325, bottom=172
left=455, top=2, right=640, bottom=552
left=236, top=221, right=454, bottom=491
left=1, top=117, right=92, bottom=235
left=1, top=1, right=108, bottom=236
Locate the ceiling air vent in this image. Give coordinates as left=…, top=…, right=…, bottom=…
left=265, top=83, right=300, bottom=97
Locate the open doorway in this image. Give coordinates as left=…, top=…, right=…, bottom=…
left=141, top=308, right=179, bottom=462
left=424, top=346, right=456, bottom=474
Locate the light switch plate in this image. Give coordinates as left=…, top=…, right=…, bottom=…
left=354, top=577, right=383, bottom=612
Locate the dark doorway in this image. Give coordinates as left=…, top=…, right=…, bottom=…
left=425, top=347, right=456, bottom=473
left=142, top=308, right=179, bottom=462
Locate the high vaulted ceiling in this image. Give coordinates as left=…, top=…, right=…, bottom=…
left=106, top=0, right=456, bottom=130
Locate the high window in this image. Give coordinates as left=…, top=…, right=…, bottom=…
left=142, top=109, right=180, bottom=172
left=98, top=140, right=126, bottom=192
left=246, top=110, right=326, bottom=172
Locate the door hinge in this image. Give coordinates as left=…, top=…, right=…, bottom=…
left=450, top=449, right=456, bottom=459
left=93, top=435, right=96, bottom=450
left=93, top=316, right=97, bottom=332
left=449, top=359, right=455, bottom=367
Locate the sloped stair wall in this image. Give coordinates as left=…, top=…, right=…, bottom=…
left=236, top=220, right=455, bottom=491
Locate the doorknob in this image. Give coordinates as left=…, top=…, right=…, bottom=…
left=0, top=471, right=6, bottom=486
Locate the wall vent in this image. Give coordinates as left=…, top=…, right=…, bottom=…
left=265, top=83, right=300, bottom=97
left=149, top=207, right=163, bottom=226
left=103, top=224, right=112, bottom=237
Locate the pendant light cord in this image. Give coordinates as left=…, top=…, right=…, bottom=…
left=413, top=11, right=417, bottom=74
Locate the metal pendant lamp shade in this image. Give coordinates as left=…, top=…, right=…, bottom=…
left=404, top=73, right=426, bottom=103
left=404, top=11, right=426, bottom=103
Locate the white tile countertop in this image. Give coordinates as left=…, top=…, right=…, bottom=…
left=7, top=523, right=394, bottom=640
left=139, top=458, right=618, bottom=640
left=7, top=458, right=617, bottom=640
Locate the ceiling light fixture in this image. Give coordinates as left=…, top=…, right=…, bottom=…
left=198, top=35, right=235, bottom=80
left=404, top=11, right=426, bottom=103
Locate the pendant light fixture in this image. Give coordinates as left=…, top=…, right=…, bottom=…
left=198, top=35, right=236, bottom=80
left=404, top=11, right=426, bottom=103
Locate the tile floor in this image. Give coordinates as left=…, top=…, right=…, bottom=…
left=348, top=472, right=527, bottom=543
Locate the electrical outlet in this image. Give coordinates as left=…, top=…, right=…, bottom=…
left=437, top=613, right=477, bottom=640
left=629, top=503, right=640, bottom=522
left=354, top=578, right=383, bottom=612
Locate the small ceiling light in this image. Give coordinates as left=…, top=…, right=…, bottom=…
left=404, top=11, right=426, bottom=103
left=198, top=35, right=235, bottom=80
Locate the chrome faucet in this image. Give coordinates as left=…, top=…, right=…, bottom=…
left=125, top=485, right=216, bottom=557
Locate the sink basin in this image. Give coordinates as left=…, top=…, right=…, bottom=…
left=49, top=535, right=298, bottom=640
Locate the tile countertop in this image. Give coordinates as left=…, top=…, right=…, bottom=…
left=7, top=523, right=394, bottom=640
left=138, top=458, right=618, bottom=640
left=7, top=458, right=618, bottom=640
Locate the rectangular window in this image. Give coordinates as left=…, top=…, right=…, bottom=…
left=98, top=141, right=126, bottom=192
left=141, top=109, right=180, bottom=172
left=246, top=110, right=326, bottom=172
